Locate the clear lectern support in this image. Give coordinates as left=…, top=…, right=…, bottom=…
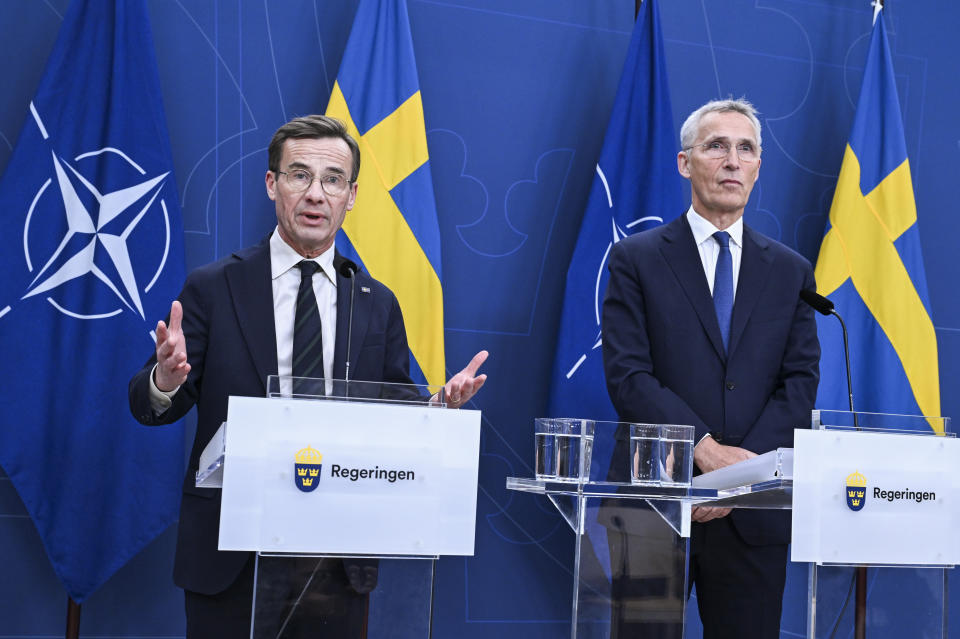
left=508, top=412, right=956, bottom=639
left=508, top=420, right=792, bottom=639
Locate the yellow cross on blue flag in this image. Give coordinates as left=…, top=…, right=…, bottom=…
left=813, top=11, right=940, bottom=430
left=326, top=0, right=445, bottom=386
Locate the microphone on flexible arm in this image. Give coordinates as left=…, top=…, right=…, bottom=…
left=338, top=258, right=359, bottom=398
left=799, top=288, right=867, bottom=639
left=799, top=289, right=857, bottom=426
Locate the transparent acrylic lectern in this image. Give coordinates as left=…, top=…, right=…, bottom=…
left=507, top=420, right=793, bottom=639
left=794, top=410, right=955, bottom=639
left=197, top=376, right=482, bottom=638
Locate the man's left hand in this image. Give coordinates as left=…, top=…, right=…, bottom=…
left=690, top=506, right=733, bottom=522
left=693, top=435, right=756, bottom=474
left=443, top=350, right=488, bottom=408
left=689, top=436, right=756, bottom=522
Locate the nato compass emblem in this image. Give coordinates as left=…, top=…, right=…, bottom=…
left=8, top=103, right=175, bottom=325
left=846, top=470, right=867, bottom=512
left=563, top=164, right=664, bottom=381
left=294, top=446, right=323, bottom=492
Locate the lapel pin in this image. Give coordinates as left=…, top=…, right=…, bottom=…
left=361, top=286, right=371, bottom=293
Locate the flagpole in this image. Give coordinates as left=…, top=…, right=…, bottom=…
left=65, top=597, right=81, bottom=639
left=853, top=2, right=882, bottom=631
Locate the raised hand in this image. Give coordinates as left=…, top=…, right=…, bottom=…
left=154, top=300, right=191, bottom=392
left=443, top=350, right=488, bottom=409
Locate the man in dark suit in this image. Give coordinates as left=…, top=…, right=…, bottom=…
left=129, top=115, right=487, bottom=637
left=602, top=98, right=819, bottom=639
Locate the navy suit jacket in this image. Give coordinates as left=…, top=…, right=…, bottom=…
left=602, top=214, right=819, bottom=545
left=129, top=236, right=413, bottom=594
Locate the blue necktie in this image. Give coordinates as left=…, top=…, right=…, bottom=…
left=712, top=231, right=733, bottom=352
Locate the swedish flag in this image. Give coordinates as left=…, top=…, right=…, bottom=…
left=814, top=12, right=940, bottom=431
left=326, top=0, right=444, bottom=386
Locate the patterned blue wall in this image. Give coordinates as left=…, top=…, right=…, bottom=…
left=1, top=1, right=958, bottom=637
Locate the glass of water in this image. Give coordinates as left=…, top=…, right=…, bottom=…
left=629, top=424, right=661, bottom=485
left=535, top=418, right=594, bottom=481
left=658, top=424, right=694, bottom=486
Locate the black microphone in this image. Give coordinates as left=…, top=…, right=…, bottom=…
left=799, top=288, right=834, bottom=316
left=338, top=259, right=359, bottom=395
left=799, top=289, right=856, bottom=417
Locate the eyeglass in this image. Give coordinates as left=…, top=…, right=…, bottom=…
left=685, top=140, right=760, bottom=162
left=276, top=170, right=354, bottom=196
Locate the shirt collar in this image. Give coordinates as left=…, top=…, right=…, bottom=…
left=686, top=206, right=744, bottom=248
left=269, top=228, right=336, bottom=283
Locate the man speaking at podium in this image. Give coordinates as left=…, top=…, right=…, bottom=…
left=602, top=99, right=819, bottom=638
left=129, top=115, right=487, bottom=637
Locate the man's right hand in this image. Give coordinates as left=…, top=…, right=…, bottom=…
left=154, top=300, right=190, bottom=392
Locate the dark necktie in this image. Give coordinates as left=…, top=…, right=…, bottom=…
left=292, top=260, right=325, bottom=393
left=713, top=231, right=733, bottom=352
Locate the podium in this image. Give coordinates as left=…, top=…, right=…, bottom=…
left=507, top=412, right=956, bottom=639
left=197, top=377, right=482, bottom=638
left=794, top=410, right=956, bottom=639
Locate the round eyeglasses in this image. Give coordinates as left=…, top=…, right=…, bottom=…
left=684, top=141, right=760, bottom=162
left=276, top=170, right=354, bottom=196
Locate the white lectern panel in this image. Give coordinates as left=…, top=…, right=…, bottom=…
left=218, top=396, right=480, bottom=556
left=792, top=428, right=960, bottom=565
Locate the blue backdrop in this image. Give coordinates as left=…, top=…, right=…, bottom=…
left=1, top=1, right=959, bottom=637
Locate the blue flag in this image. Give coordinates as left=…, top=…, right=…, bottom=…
left=327, top=0, right=445, bottom=387
left=549, top=0, right=685, bottom=432
left=0, top=0, right=186, bottom=601
left=813, top=12, right=940, bottom=430
left=547, top=0, right=683, bottom=580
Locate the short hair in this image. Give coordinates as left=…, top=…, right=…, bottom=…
left=267, top=115, right=361, bottom=181
left=679, top=98, right=762, bottom=150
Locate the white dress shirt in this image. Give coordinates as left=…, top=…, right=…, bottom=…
left=686, top=207, right=744, bottom=448
left=149, top=228, right=337, bottom=411
left=270, top=230, right=337, bottom=396
left=686, top=207, right=743, bottom=299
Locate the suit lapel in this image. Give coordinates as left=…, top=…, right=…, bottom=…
left=659, top=215, right=726, bottom=361
left=727, top=225, right=773, bottom=357
left=225, top=239, right=278, bottom=393
left=332, top=254, right=372, bottom=380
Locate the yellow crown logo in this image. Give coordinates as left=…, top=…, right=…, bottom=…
left=295, top=446, right=323, bottom=464
left=301, top=477, right=314, bottom=487
left=846, top=470, right=866, bottom=487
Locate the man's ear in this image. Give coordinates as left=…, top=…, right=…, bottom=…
left=677, top=151, right=691, bottom=179
left=265, top=170, right=277, bottom=201
left=345, top=181, right=358, bottom=211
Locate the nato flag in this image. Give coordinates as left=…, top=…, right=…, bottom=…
left=548, top=0, right=684, bottom=464
left=0, top=0, right=185, bottom=601
left=546, top=0, right=684, bottom=579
